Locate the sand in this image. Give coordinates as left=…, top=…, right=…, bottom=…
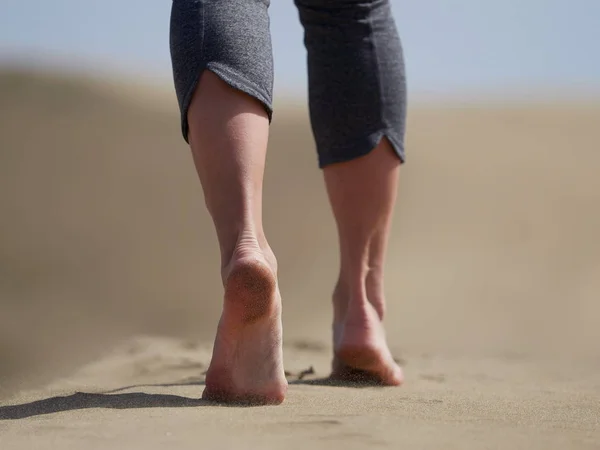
left=0, top=69, right=599, bottom=448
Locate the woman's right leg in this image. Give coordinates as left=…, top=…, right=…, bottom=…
left=170, top=0, right=286, bottom=405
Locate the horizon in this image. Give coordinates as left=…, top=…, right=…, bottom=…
left=1, top=0, right=599, bottom=103
left=5, top=62, right=600, bottom=108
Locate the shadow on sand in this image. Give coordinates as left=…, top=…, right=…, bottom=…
left=0, top=375, right=392, bottom=420
left=0, top=389, right=206, bottom=420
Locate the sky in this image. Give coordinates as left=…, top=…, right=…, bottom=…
left=1, top=0, right=599, bottom=100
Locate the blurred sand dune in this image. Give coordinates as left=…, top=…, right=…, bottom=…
left=0, top=69, right=599, bottom=448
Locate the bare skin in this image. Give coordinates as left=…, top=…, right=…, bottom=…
left=187, top=71, right=286, bottom=405
left=325, top=140, right=403, bottom=385
left=187, top=71, right=401, bottom=404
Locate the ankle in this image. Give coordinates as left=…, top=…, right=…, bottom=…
left=332, top=279, right=349, bottom=319
left=365, top=269, right=386, bottom=320
left=220, top=229, right=277, bottom=281
left=333, top=270, right=386, bottom=322
left=332, top=276, right=367, bottom=321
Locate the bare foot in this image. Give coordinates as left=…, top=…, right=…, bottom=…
left=331, top=292, right=403, bottom=386
left=202, top=248, right=288, bottom=405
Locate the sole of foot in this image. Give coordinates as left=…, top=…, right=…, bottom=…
left=331, top=301, right=403, bottom=386
left=202, top=254, right=288, bottom=405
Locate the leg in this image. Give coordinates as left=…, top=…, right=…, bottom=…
left=296, top=0, right=406, bottom=384
left=170, top=0, right=286, bottom=404
left=326, top=140, right=403, bottom=385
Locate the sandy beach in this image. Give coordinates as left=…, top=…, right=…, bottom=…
left=1, top=70, right=599, bottom=449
